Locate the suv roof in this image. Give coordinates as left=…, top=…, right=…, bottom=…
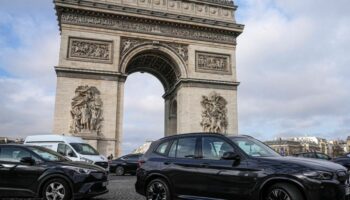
left=157, top=132, right=250, bottom=142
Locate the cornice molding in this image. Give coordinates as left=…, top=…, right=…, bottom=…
left=57, top=8, right=240, bottom=44
left=54, top=0, right=244, bottom=32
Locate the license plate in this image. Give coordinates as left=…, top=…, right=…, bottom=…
left=102, top=181, right=108, bottom=187
left=346, top=186, right=350, bottom=195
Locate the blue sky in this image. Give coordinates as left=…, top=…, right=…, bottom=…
left=1, top=0, right=350, bottom=154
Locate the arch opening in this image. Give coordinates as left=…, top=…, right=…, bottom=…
left=125, top=50, right=181, bottom=93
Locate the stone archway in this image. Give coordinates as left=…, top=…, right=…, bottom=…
left=52, top=0, right=244, bottom=156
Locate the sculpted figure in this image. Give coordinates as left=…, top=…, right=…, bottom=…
left=200, top=92, right=228, bottom=134
left=69, top=86, right=103, bottom=135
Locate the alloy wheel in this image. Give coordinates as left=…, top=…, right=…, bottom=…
left=116, top=166, right=124, bottom=176
left=45, top=182, right=66, bottom=200
left=147, top=181, right=167, bottom=200
left=266, top=188, right=291, bottom=200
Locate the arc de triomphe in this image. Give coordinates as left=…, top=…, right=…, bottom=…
left=52, top=0, right=244, bottom=156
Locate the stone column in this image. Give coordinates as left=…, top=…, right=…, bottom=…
left=115, top=78, right=126, bottom=157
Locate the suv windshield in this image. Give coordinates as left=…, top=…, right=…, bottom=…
left=28, top=146, right=69, bottom=162
left=70, top=143, right=99, bottom=155
left=230, top=137, right=281, bottom=157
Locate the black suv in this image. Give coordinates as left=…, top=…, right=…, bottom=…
left=135, top=133, right=350, bottom=200
left=110, top=153, right=143, bottom=176
left=0, top=144, right=108, bottom=199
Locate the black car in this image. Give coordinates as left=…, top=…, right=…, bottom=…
left=110, top=153, right=143, bottom=176
left=293, top=152, right=332, bottom=160
left=333, top=153, right=350, bottom=170
left=136, top=133, right=350, bottom=200
left=0, top=144, right=108, bottom=199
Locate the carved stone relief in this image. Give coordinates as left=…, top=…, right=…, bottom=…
left=68, top=37, right=113, bottom=63
left=61, top=12, right=236, bottom=44
left=196, top=51, right=231, bottom=74
left=200, top=92, right=228, bottom=134
left=120, top=37, right=188, bottom=62
left=70, top=86, right=104, bottom=136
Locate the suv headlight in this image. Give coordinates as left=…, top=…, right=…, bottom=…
left=62, top=166, right=94, bottom=174
left=80, top=157, right=94, bottom=164
left=303, top=171, right=333, bottom=180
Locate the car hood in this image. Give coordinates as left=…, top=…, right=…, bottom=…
left=55, top=161, right=105, bottom=172
left=259, top=156, right=346, bottom=172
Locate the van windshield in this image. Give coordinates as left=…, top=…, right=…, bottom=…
left=70, top=143, right=99, bottom=155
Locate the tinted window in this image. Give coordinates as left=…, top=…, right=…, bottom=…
left=202, top=137, right=234, bottom=160
left=176, top=137, right=197, bottom=158
left=317, top=153, right=330, bottom=160
left=0, top=147, right=33, bottom=162
left=128, top=155, right=141, bottom=160
left=156, top=141, right=169, bottom=155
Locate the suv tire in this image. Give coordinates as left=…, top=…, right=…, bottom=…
left=146, top=178, right=171, bottom=200
left=42, top=178, right=71, bottom=200
left=116, top=166, right=125, bottom=176
left=265, top=183, right=304, bottom=200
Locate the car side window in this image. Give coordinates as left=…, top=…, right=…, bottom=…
left=176, top=137, right=197, bottom=159
left=0, top=147, right=34, bottom=163
left=317, top=153, right=330, bottom=160
left=58, top=143, right=76, bottom=157
left=155, top=141, right=170, bottom=155
left=202, top=137, right=234, bottom=160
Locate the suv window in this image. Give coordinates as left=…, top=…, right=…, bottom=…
left=0, top=147, right=33, bottom=163
left=202, top=137, right=234, bottom=160
left=155, top=141, right=170, bottom=155
left=58, top=143, right=76, bottom=157
left=317, top=153, right=330, bottom=160
left=128, top=155, right=140, bottom=160
left=176, top=137, right=197, bottom=158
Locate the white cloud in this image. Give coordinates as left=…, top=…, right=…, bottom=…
left=237, top=0, right=350, bottom=140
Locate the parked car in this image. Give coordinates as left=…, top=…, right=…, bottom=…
left=24, top=135, right=109, bottom=170
left=110, top=153, right=143, bottom=176
left=0, top=144, right=108, bottom=199
left=292, top=152, right=332, bottom=160
left=333, top=153, right=350, bottom=170
left=136, top=133, right=349, bottom=200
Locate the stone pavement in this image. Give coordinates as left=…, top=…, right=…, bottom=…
left=94, top=175, right=144, bottom=200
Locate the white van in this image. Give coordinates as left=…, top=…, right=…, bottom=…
left=24, top=135, right=109, bottom=170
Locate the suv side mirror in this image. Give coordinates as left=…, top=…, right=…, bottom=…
left=20, top=157, right=35, bottom=165
left=221, top=151, right=240, bottom=160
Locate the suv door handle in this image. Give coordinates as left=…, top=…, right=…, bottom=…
left=0, top=164, right=3, bottom=168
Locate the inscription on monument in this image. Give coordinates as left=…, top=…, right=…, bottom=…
left=121, top=37, right=188, bottom=62
left=68, top=37, right=113, bottom=63
left=196, top=51, right=231, bottom=74
left=70, top=85, right=104, bottom=136
left=200, top=92, right=228, bottom=134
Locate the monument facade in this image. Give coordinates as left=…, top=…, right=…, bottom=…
left=52, top=0, right=244, bottom=156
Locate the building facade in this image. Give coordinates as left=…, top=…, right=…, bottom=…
left=52, top=0, right=244, bottom=156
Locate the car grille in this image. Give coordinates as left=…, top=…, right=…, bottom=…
left=337, top=170, right=349, bottom=184
left=95, top=162, right=109, bottom=169
left=90, top=172, right=106, bottom=179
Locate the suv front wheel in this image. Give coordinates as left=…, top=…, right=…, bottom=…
left=42, top=178, right=71, bottom=200
left=265, top=183, right=304, bottom=200
left=146, top=178, right=171, bottom=200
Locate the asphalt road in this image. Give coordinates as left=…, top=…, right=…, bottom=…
left=94, top=175, right=144, bottom=200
